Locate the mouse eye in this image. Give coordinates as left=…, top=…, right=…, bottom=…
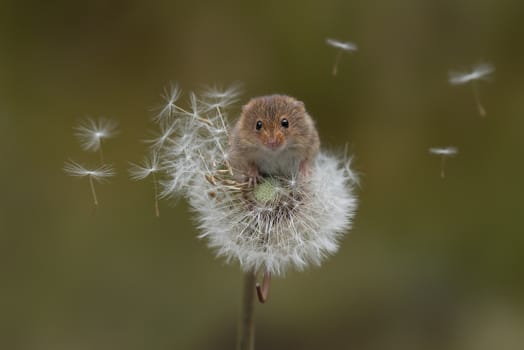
left=255, top=120, right=263, bottom=130
left=281, top=118, right=289, bottom=128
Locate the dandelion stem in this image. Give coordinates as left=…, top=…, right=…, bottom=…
left=256, top=272, right=271, bottom=303
left=152, top=172, right=160, bottom=217
left=238, top=271, right=256, bottom=350
left=332, top=50, right=343, bottom=76
left=471, top=81, right=486, bottom=117
left=88, top=175, right=98, bottom=206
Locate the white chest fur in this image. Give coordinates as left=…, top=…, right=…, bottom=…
left=252, top=146, right=302, bottom=177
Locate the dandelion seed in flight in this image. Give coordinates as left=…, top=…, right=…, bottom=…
left=74, top=117, right=119, bottom=163
left=449, top=63, right=495, bottom=117
left=63, top=160, right=115, bottom=206
left=129, top=152, right=163, bottom=217
left=429, top=146, right=458, bottom=179
left=325, top=38, right=358, bottom=76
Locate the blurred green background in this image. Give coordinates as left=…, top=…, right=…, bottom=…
left=2, top=0, right=524, bottom=349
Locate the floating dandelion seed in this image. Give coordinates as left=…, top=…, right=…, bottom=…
left=74, top=117, right=119, bottom=163
left=429, top=147, right=458, bottom=179
left=129, top=152, right=163, bottom=217
left=325, top=38, right=358, bottom=76
left=63, top=160, right=115, bottom=206
left=449, top=63, right=495, bottom=117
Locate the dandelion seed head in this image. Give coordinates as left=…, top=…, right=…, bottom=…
left=156, top=85, right=358, bottom=275
left=326, top=38, right=358, bottom=52
left=429, top=147, right=458, bottom=156
left=253, top=178, right=281, bottom=203
left=74, top=117, right=118, bottom=152
left=189, top=153, right=358, bottom=275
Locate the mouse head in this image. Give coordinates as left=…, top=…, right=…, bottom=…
left=240, top=95, right=307, bottom=151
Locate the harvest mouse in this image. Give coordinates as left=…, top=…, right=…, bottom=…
left=229, top=95, right=320, bottom=183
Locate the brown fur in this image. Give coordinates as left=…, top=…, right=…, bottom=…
left=229, top=95, right=320, bottom=180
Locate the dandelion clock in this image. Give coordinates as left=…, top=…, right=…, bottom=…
left=151, top=84, right=358, bottom=349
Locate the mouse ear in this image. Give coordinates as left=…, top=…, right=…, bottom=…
left=293, top=100, right=305, bottom=110
left=242, top=98, right=259, bottom=113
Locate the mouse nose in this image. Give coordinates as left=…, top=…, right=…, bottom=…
left=266, top=137, right=279, bottom=149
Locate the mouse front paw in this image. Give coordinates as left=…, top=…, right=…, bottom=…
left=247, top=165, right=261, bottom=187
left=299, top=160, right=312, bottom=177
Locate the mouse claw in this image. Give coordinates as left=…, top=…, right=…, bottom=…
left=299, top=160, right=311, bottom=177
left=248, top=174, right=262, bottom=187
left=247, top=166, right=260, bottom=187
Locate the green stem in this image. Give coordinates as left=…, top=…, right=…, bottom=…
left=238, top=271, right=256, bottom=350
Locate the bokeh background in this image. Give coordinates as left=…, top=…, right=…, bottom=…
left=2, top=0, right=524, bottom=349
